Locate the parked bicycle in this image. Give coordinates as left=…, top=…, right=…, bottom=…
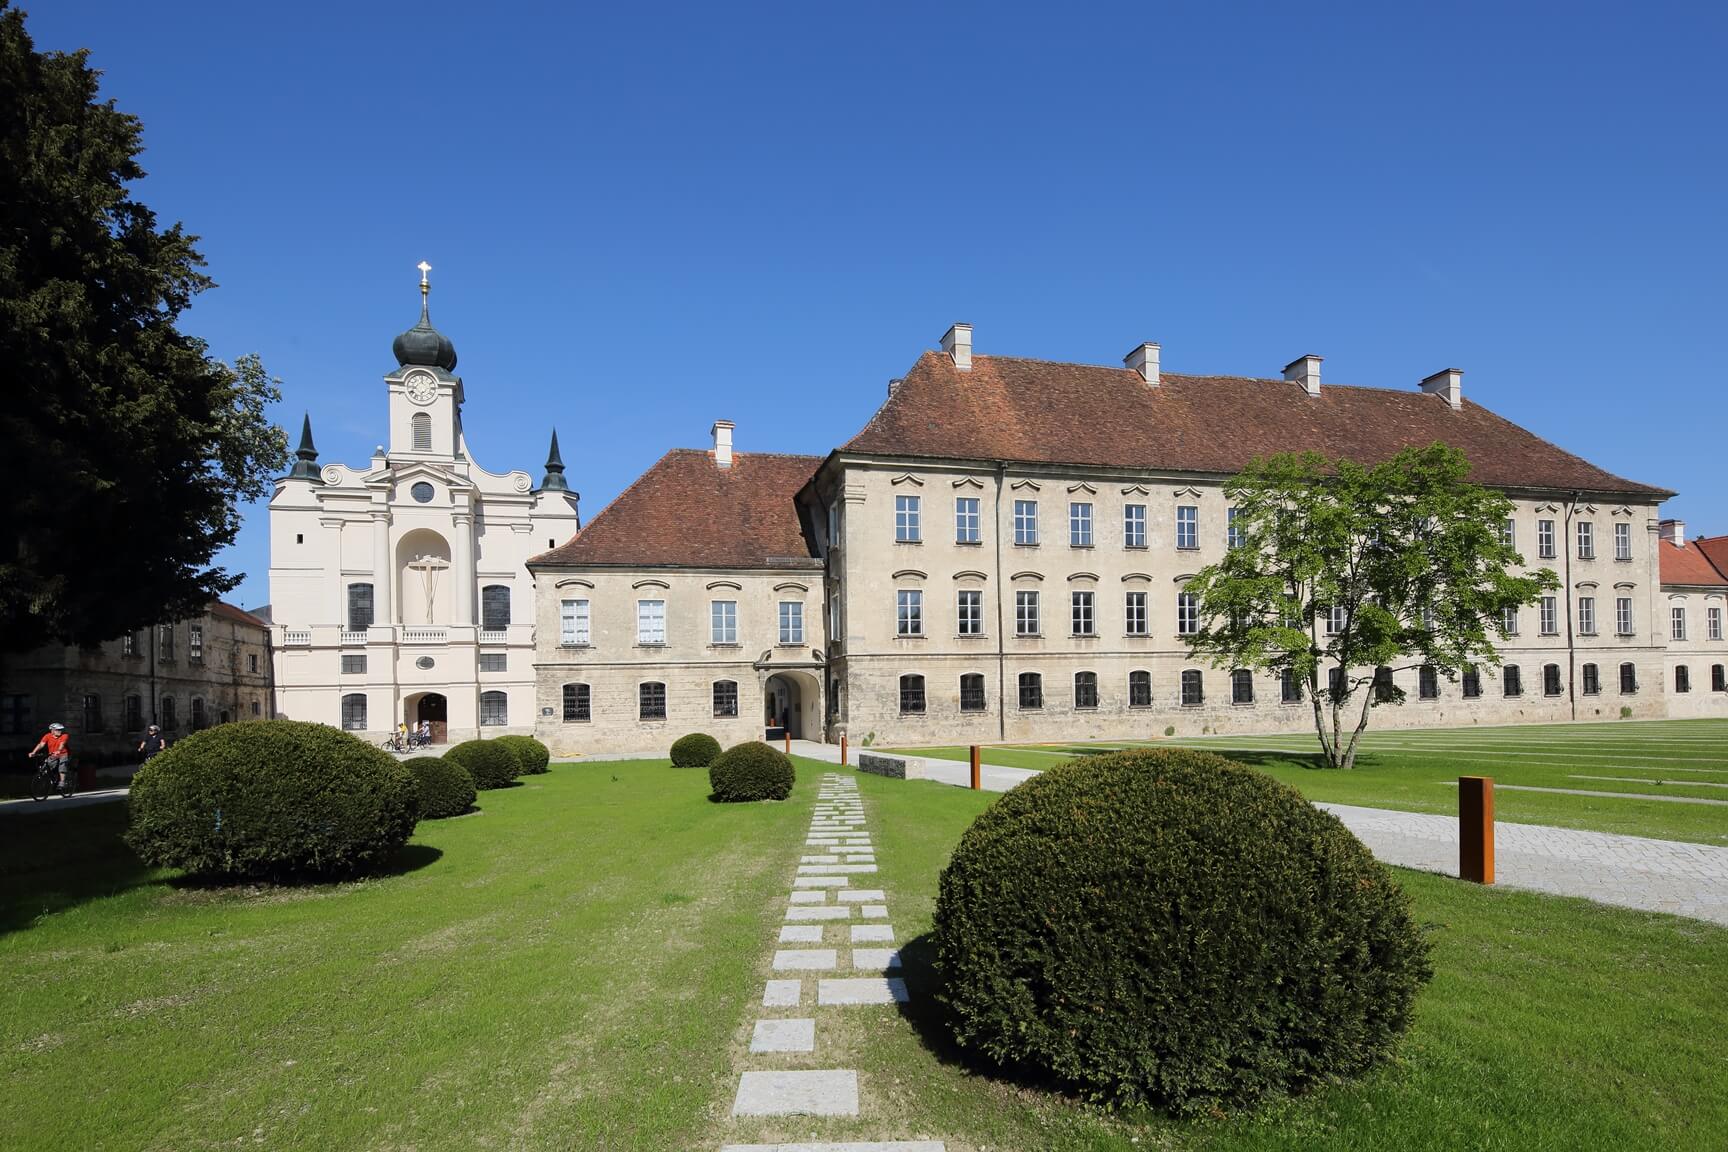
left=30, top=752, right=77, bottom=801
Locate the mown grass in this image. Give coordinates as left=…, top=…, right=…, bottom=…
left=5, top=756, right=1726, bottom=1151
left=891, top=717, right=1728, bottom=844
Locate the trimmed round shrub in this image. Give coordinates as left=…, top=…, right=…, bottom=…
left=494, top=734, right=551, bottom=775
left=931, top=748, right=1432, bottom=1115
left=124, top=720, right=419, bottom=881
left=444, top=739, right=521, bottom=790
left=670, top=732, right=722, bottom=768
left=408, top=756, right=477, bottom=818
left=708, top=741, right=795, bottom=802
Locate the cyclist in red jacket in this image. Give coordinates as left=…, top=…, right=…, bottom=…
left=30, top=723, right=72, bottom=792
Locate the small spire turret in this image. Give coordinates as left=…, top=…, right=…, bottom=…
left=288, top=413, right=323, bottom=481
left=538, top=429, right=569, bottom=492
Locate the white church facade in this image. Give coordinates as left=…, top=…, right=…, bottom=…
left=265, top=269, right=579, bottom=742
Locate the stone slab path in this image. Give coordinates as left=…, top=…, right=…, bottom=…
left=720, top=772, right=943, bottom=1152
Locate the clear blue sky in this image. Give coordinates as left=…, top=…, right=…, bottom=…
left=26, top=1, right=1728, bottom=610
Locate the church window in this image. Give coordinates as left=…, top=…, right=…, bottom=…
left=340, top=693, right=367, bottom=731
left=411, top=413, right=432, bottom=452
left=480, top=691, right=508, bottom=726
left=482, top=585, right=511, bottom=630
left=410, top=482, right=434, bottom=503
left=348, top=584, right=374, bottom=631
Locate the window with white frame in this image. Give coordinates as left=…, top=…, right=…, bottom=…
left=1710, top=605, right=1723, bottom=641
left=1125, top=591, right=1148, bottom=635
left=188, top=625, right=203, bottom=662
left=1015, top=590, right=1040, bottom=635
left=1074, top=671, right=1098, bottom=708
left=563, top=682, right=590, bottom=722
left=1180, top=668, right=1204, bottom=706
left=1577, top=520, right=1595, bottom=559
left=713, top=680, right=738, bottom=718
left=1071, top=591, right=1095, bottom=636
left=897, top=589, right=923, bottom=636
left=960, top=673, right=987, bottom=712
left=1013, top=499, right=1038, bottom=545
left=1328, top=605, right=1347, bottom=635
left=957, top=590, right=983, bottom=636
left=1175, top=505, right=1198, bottom=550
left=955, top=497, right=981, bottom=544
left=1578, top=596, right=1596, bottom=635
left=1540, top=596, right=1558, bottom=635
left=1672, top=605, right=1687, bottom=640
left=895, top=494, right=921, bottom=542
left=779, top=601, right=804, bottom=644
left=1227, top=506, right=1243, bottom=549
left=1017, top=672, right=1043, bottom=709
left=1501, top=605, right=1518, bottom=635
left=1123, top=503, right=1146, bottom=548
left=1615, top=522, right=1632, bottom=560
left=1069, top=502, right=1093, bottom=547
left=1129, top=669, right=1152, bottom=706
left=122, top=632, right=138, bottom=658
left=1500, top=518, right=1516, bottom=548
left=638, top=682, right=666, bottom=720
left=710, top=600, right=738, bottom=645
left=1537, top=518, right=1556, bottom=558
left=560, top=599, right=590, bottom=646
left=1582, top=663, right=1600, bottom=695
left=1177, top=592, right=1200, bottom=636
left=637, top=599, right=666, bottom=645
left=1616, top=597, right=1634, bottom=636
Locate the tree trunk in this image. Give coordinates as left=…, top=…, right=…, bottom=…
left=1340, top=686, right=1377, bottom=770
left=1308, top=666, right=1340, bottom=768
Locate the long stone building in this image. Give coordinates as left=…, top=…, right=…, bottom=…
left=525, top=323, right=1722, bottom=755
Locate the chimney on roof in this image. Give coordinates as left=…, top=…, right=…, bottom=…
left=1125, top=342, right=1160, bottom=387
left=1660, top=519, right=1685, bottom=547
left=941, top=323, right=972, bottom=371
left=1283, top=354, right=1322, bottom=397
left=1420, top=367, right=1463, bottom=410
left=711, top=419, right=735, bottom=469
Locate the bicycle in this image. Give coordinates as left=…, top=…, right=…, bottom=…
left=30, top=754, right=76, bottom=802
left=377, top=734, right=407, bottom=754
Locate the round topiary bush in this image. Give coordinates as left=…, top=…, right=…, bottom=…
left=124, top=719, right=419, bottom=881
left=444, top=739, right=521, bottom=790
left=931, top=748, right=1432, bottom=1115
left=408, top=756, right=477, bottom=818
left=708, top=740, right=795, bottom=801
left=670, top=732, right=722, bottom=768
left=494, top=734, right=551, bottom=775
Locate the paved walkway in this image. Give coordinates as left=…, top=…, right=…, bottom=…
left=0, top=787, right=130, bottom=816
left=720, top=771, right=943, bottom=1152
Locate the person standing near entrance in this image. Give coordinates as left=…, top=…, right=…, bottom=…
left=419, top=719, right=431, bottom=744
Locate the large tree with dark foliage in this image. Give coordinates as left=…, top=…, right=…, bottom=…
left=0, top=3, right=287, bottom=652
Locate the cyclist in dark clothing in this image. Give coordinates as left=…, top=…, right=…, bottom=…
left=137, top=725, right=167, bottom=761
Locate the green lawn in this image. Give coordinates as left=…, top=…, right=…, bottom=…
left=4, top=758, right=1726, bottom=1151
left=890, top=716, right=1728, bottom=845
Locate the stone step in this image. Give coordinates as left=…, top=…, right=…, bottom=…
left=817, top=977, right=909, bottom=1005
left=722, top=1143, right=944, bottom=1151
left=731, top=1069, right=858, bottom=1116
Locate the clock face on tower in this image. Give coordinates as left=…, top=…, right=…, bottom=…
left=404, top=371, right=437, bottom=405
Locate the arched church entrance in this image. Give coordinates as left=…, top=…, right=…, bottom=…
left=407, top=692, right=449, bottom=744
left=763, top=671, right=821, bottom=741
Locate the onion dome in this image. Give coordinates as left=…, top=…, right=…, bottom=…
left=392, top=262, right=458, bottom=371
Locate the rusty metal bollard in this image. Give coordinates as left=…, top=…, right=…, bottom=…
left=1459, top=775, right=1495, bottom=884
left=970, top=745, right=982, bottom=790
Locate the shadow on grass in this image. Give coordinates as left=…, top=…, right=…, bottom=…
left=161, top=842, right=445, bottom=895
left=0, top=801, right=155, bottom=935
left=1211, top=749, right=1334, bottom=771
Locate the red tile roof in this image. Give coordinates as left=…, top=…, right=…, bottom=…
left=530, top=450, right=822, bottom=569
left=1664, top=536, right=1728, bottom=586
left=209, top=600, right=270, bottom=629
left=844, top=352, right=1672, bottom=498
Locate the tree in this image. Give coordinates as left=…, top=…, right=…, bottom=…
left=0, top=4, right=288, bottom=652
left=1184, top=444, right=1557, bottom=769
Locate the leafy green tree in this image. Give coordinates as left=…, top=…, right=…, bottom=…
left=0, top=4, right=288, bottom=652
left=1185, top=444, right=1556, bottom=768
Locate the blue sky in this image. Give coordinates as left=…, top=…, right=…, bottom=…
left=26, top=1, right=1728, bottom=609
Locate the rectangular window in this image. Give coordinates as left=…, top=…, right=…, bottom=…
left=82, top=693, right=102, bottom=733
left=1677, top=666, right=1692, bottom=693
left=122, top=632, right=137, bottom=657
left=1616, top=597, right=1634, bottom=636
left=341, top=654, right=366, bottom=674
left=563, top=683, right=591, bottom=722
left=1577, top=520, right=1595, bottom=559
left=1544, top=664, right=1563, bottom=696
left=1672, top=605, right=1687, bottom=641
left=1017, top=672, right=1042, bottom=710
left=897, top=589, right=923, bottom=636
left=1013, top=500, right=1038, bottom=545
left=481, top=586, right=512, bottom=630
left=188, top=625, right=203, bottom=663
left=1462, top=668, right=1482, bottom=698
left=955, top=497, right=981, bottom=544
left=957, top=590, right=983, bottom=636
left=1176, top=505, right=1198, bottom=550
left=1582, top=663, right=1600, bottom=695
left=1231, top=669, right=1254, bottom=705
left=339, top=694, right=365, bottom=731
left=347, top=583, right=374, bottom=631
left=895, top=494, right=921, bottom=543
left=1074, top=671, right=1098, bottom=709
left=1501, top=606, right=1518, bottom=635
left=778, top=601, right=804, bottom=644
left=1227, top=507, right=1243, bottom=549
left=1620, top=662, right=1638, bottom=694
left=639, top=682, right=667, bottom=720
left=1710, top=606, right=1723, bottom=641
left=1501, top=518, right=1516, bottom=549
left=1503, top=665, right=1523, bottom=697
left=637, top=599, right=666, bottom=645
left=1015, top=590, right=1040, bottom=636
left=1615, top=522, right=1632, bottom=560
left=249, top=653, right=259, bottom=674
left=713, top=680, right=738, bottom=718
left=1123, top=504, right=1146, bottom=548
left=1069, top=502, right=1093, bottom=547
left=123, top=694, right=143, bottom=731
left=898, top=674, right=926, bottom=713
left=1125, top=591, right=1148, bottom=636
left=1129, top=670, right=1152, bottom=707
left=1070, top=591, right=1095, bottom=636
left=1177, top=592, right=1199, bottom=636
left=1540, top=596, right=1558, bottom=635
left=1713, top=664, right=1726, bottom=692
left=960, top=673, right=987, bottom=712
left=711, top=600, right=738, bottom=645
left=560, top=599, right=590, bottom=646
left=1328, top=667, right=1346, bottom=699
left=1180, top=669, right=1204, bottom=706
left=1327, top=605, right=1347, bottom=635
left=479, top=653, right=506, bottom=672
left=159, top=625, right=175, bottom=658
left=1419, top=665, right=1439, bottom=700
left=1281, top=668, right=1303, bottom=703
left=1538, top=519, right=1556, bottom=559
left=1578, top=596, right=1596, bottom=636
